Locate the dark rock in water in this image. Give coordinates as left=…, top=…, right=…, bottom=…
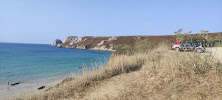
left=11, top=82, right=20, bottom=86
left=38, top=86, right=45, bottom=90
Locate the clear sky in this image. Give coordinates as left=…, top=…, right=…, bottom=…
left=0, top=0, right=222, bottom=44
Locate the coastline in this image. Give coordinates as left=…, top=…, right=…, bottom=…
left=0, top=43, right=112, bottom=100
left=0, top=73, right=75, bottom=100
left=57, top=46, right=116, bottom=52
left=89, top=48, right=115, bottom=52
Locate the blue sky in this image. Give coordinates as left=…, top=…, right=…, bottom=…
left=0, top=0, right=222, bottom=44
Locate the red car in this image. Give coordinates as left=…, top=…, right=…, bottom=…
left=172, top=41, right=205, bottom=53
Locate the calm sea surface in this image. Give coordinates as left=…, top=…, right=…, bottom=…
left=0, top=43, right=111, bottom=84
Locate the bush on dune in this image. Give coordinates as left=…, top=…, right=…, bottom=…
left=115, top=39, right=154, bottom=55
left=115, top=44, right=133, bottom=55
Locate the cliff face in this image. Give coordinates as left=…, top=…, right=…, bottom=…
left=52, top=35, right=176, bottom=51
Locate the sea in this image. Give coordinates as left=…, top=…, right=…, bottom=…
left=0, top=42, right=111, bottom=85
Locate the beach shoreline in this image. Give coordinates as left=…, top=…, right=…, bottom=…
left=0, top=73, right=74, bottom=100
left=0, top=43, right=111, bottom=100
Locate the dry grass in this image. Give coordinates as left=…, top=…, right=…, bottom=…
left=112, top=46, right=222, bottom=100
left=16, top=45, right=222, bottom=100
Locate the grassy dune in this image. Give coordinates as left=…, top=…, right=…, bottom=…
left=17, top=44, right=222, bottom=100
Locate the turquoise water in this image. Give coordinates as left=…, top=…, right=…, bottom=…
left=0, top=43, right=111, bottom=84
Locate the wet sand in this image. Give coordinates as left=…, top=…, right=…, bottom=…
left=0, top=74, right=74, bottom=100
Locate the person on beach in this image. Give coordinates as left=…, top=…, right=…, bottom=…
left=7, top=82, right=11, bottom=91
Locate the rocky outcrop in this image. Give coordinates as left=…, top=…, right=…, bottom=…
left=11, top=82, right=21, bottom=86
left=56, top=36, right=118, bottom=51
left=63, top=36, right=80, bottom=43
left=57, top=44, right=62, bottom=48
left=108, top=36, right=117, bottom=41
left=69, top=37, right=82, bottom=45
left=92, top=40, right=115, bottom=51
left=76, top=45, right=88, bottom=49
left=38, top=86, right=45, bottom=90
left=51, top=39, right=62, bottom=46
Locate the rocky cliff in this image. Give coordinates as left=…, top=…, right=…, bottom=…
left=52, top=35, right=176, bottom=51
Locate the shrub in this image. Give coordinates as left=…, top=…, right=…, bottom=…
left=115, top=44, right=133, bottom=55
left=133, top=39, right=153, bottom=53
left=114, top=39, right=154, bottom=55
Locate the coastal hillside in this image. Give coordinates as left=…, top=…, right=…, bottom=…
left=52, top=32, right=222, bottom=51
left=52, top=35, right=176, bottom=51
left=20, top=44, right=222, bottom=100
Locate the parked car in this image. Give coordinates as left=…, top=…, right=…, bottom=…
left=172, top=41, right=205, bottom=53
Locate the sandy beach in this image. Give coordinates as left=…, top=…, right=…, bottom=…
left=0, top=74, right=73, bottom=100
